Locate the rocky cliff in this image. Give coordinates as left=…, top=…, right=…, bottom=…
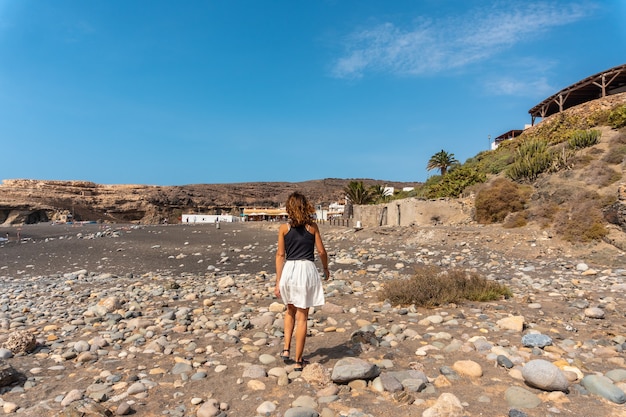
left=0, top=178, right=418, bottom=225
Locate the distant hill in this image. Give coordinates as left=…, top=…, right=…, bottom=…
left=0, top=178, right=420, bottom=225
left=3, top=92, right=626, bottom=232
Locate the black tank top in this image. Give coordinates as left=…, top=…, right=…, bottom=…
left=285, top=225, right=315, bottom=261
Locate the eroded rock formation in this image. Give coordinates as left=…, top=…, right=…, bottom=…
left=0, top=178, right=417, bottom=225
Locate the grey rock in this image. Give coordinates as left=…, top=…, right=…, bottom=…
left=0, top=348, right=13, bottom=359
left=284, top=407, right=319, bottom=417
left=172, top=362, right=194, bottom=375
left=584, top=307, right=605, bottom=319
left=242, top=364, right=267, bottom=379
left=401, top=378, right=427, bottom=392
left=522, top=359, right=569, bottom=392
left=331, top=357, right=380, bottom=383
left=521, top=333, right=552, bottom=348
left=197, top=399, right=221, bottom=417
left=0, top=360, right=19, bottom=387
left=504, top=386, right=542, bottom=409
left=497, top=355, right=514, bottom=369
left=115, top=402, right=132, bottom=416
left=59, top=398, right=113, bottom=417
left=606, top=369, right=626, bottom=382
left=378, top=373, right=403, bottom=392
left=582, top=374, right=626, bottom=404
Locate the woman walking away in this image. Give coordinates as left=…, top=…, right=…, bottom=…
left=274, top=191, right=329, bottom=371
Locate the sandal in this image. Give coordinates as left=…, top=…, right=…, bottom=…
left=279, top=349, right=290, bottom=362
left=294, top=359, right=309, bottom=372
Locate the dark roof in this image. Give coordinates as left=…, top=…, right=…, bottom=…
left=495, top=129, right=524, bottom=143
left=529, top=63, right=626, bottom=123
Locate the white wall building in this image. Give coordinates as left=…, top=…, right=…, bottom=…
left=181, top=214, right=238, bottom=224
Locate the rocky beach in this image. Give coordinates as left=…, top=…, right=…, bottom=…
left=1, top=221, right=626, bottom=417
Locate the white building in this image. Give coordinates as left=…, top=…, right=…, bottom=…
left=181, top=214, right=238, bottom=224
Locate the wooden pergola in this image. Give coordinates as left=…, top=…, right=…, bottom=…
left=494, top=129, right=524, bottom=147
left=529, top=63, right=626, bottom=125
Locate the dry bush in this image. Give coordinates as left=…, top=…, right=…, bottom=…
left=475, top=178, right=532, bottom=224
left=503, top=211, right=528, bottom=228
left=570, top=152, right=594, bottom=168
left=543, top=183, right=575, bottom=205
left=602, top=145, right=626, bottom=164
left=582, top=162, right=622, bottom=187
left=528, top=201, right=560, bottom=229
left=601, top=130, right=626, bottom=164
left=610, top=129, right=626, bottom=145
left=586, top=147, right=605, bottom=157
left=379, top=265, right=512, bottom=307
left=554, top=196, right=608, bottom=242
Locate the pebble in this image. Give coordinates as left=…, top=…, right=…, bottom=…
left=0, top=224, right=624, bottom=416
left=522, top=359, right=570, bottom=392
left=582, top=374, right=626, bottom=404
left=505, top=386, right=542, bottom=409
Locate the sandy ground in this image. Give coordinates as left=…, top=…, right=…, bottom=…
left=0, top=222, right=282, bottom=277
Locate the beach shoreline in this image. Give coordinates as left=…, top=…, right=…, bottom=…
left=0, top=222, right=625, bottom=416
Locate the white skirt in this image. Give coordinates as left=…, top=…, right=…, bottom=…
left=279, top=260, right=325, bottom=308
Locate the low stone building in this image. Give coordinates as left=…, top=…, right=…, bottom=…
left=352, top=197, right=474, bottom=228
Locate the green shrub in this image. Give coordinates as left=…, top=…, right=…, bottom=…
left=413, top=175, right=442, bottom=198
left=379, top=265, right=512, bottom=307
left=608, top=105, right=626, bottom=129
left=475, top=178, right=532, bottom=224
left=506, top=139, right=554, bottom=182
left=424, top=166, right=486, bottom=198
left=523, top=108, right=612, bottom=146
left=568, top=129, right=600, bottom=149
left=477, top=146, right=516, bottom=175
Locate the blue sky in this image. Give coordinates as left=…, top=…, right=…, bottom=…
left=1, top=1, right=624, bottom=186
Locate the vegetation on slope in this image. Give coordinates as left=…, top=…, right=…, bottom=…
left=389, top=99, right=626, bottom=242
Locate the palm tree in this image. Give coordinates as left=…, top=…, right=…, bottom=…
left=369, top=184, right=390, bottom=203
left=427, top=150, right=459, bottom=176
left=344, top=181, right=374, bottom=205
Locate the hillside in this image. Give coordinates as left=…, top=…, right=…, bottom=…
left=464, top=92, right=626, bottom=248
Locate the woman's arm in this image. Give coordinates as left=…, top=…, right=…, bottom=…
left=274, top=224, right=287, bottom=297
left=311, top=223, right=329, bottom=280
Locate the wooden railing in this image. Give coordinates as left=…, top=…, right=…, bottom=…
left=317, top=218, right=352, bottom=227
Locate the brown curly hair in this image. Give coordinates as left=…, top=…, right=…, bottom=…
left=285, top=191, right=315, bottom=227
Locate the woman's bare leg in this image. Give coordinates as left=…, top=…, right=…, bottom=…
left=294, top=307, right=309, bottom=363
left=283, top=304, right=296, bottom=353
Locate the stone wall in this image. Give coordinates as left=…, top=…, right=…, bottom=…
left=352, top=197, right=474, bottom=228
